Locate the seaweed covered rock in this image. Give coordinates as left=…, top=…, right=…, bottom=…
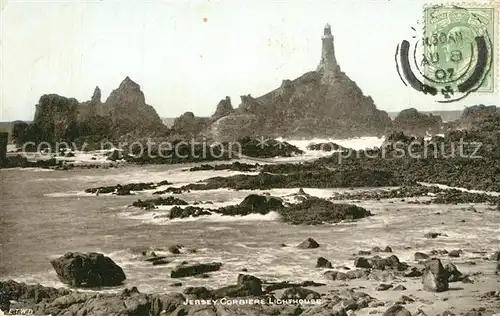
left=238, top=194, right=283, bottom=213
left=307, top=142, right=346, bottom=151
left=132, top=196, right=189, bottom=210
left=85, top=182, right=156, bottom=194
left=237, top=136, right=304, bottom=158
left=170, top=262, right=222, bottom=278
left=279, top=198, right=372, bottom=225
left=187, top=168, right=401, bottom=191
left=169, top=206, right=212, bottom=219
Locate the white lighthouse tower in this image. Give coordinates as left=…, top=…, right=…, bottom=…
left=317, top=23, right=339, bottom=81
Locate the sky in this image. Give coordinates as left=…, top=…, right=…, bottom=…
left=0, top=0, right=498, bottom=121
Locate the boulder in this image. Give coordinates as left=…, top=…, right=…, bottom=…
left=237, top=274, right=263, bottom=286
left=355, top=255, right=406, bottom=271
left=414, top=252, right=429, bottom=260
left=383, top=304, right=412, bottom=316
left=404, top=267, right=424, bottom=278
left=448, top=250, right=461, bottom=258
left=281, top=287, right=321, bottom=300
left=239, top=194, right=283, bottom=213
left=444, top=263, right=463, bottom=282
left=212, top=274, right=263, bottom=298
left=168, top=245, right=181, bottom=254
left=316, top=257, right=333, bottom=268
left=422, top=259, right=449, bottom=292
left=324, top=270, right=349, bottom=281
left=150, top=293, right=186, bottom=315
left=297, top=238, right=320, bottom=249
left=183, top=287, right=213, bottom=299
left=116, top=186, right=132, bottom=195
left=170, top=262, right=222, bottom=278
left=376, top=284, right=393, bottom=291
left=50, top=252, right=126, bottom=287
left=354, top=257, right=372, bottom=269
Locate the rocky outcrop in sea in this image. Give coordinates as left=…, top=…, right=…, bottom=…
left=12, top=77, right=168, bottom=147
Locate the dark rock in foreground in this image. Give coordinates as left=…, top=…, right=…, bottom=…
left=422, top=258, right=449, bottom=292
left=50, top=252, right=126, bottom=287
left=170, top=262, right=222, bottom=278
left=383, top=304, right=412, bottom=316
left=211, top=274, right=263, bottom=298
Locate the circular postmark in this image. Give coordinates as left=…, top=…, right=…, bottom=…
left=396, top=5, right=495, bottom=103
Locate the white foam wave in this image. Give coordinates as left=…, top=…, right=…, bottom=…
left=121, top=209, right=282, bottom=225
left=281, top=136, right=385, bottom=152
left=45, top=191, right=94, bottom=197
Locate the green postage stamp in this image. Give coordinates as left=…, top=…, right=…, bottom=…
left=423, top=4, right=496, bottom=94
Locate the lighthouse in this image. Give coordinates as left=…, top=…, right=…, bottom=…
left=317, top=23, right=339, bottom=81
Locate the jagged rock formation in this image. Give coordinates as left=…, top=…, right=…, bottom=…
left=392, top=108, right=442, bottom=136
left=31, top=94, right=81, bottom=143
left=171, top=112, right=210, bottom=137
left=209, top=24, right=391, bottom=140
left=13, top=77, right=167, bottom=146
left=105, top=77, right=165, bottom=138
left=211, top=96, right=234, bottom=121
